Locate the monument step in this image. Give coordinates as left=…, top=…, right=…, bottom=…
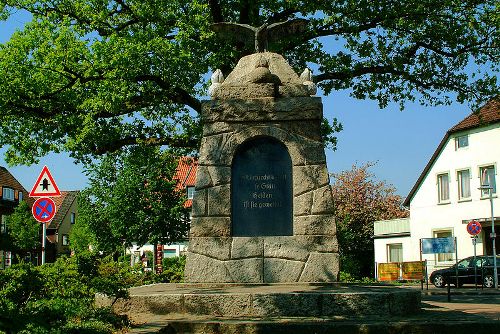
left=103, top=283, right=421, bottom=320
left=126, top=314, right=500, bottom=334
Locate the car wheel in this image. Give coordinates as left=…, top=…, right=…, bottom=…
left=433, top=274, right=445, bottom=288
left=483, top=275, right=494, bottom=288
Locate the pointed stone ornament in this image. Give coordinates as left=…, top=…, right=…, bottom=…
left=300, top=68, right=317, bottom=96
left=208, top=69, right=224, bottom=97
left=300, top=68, right=313, bottom=82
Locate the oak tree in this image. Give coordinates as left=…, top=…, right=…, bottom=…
left=0, top=0, right=497, bottom=165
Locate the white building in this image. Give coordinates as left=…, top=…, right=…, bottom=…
left=374, top=100, right=500, bottom=274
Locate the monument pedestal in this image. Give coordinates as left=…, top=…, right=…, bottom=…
left=107, top=283, right=421, bottom=326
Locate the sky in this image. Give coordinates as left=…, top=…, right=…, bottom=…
left=0, top=9, right=475, bottom=197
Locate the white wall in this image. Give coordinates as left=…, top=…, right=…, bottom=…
left=409, top=124, right=500, bottom=272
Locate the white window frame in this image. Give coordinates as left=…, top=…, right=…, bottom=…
left=18, top=191, right=23, bottom=202
left=387, top=243, right=403, bottom=263
left=2, top=187, right=14, bottom=201
left=62, top=234, right=70, bottom=246
left=479, top=164, right=496, bottom=197
left=187, top=186, right=195, bottom=199
left=70, top=212, right=76, bottom=224
left=437, top=172, right=450, bottom=204
left=455, top=135, right=469, bottom=150
left=457, top=169, right=471, bottom=201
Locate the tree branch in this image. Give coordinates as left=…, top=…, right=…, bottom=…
left=93, top=136, right=198, bottom=155
left=208, top=0, right=224, bottom=23
left=134, top=75, right=201, bottom=112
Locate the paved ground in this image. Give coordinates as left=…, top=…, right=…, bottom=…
left=121, top=284, right=500, bottom=333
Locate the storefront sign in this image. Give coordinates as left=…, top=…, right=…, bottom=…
left=402, top=261, right=425, bottom=280
left=421, top=237, right=455, bottom=254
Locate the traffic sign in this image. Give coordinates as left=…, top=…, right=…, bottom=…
left=32, top=198, right=57, bottom=223
left=29, top=166, right=61, bottom=197
left=467, top=220, right=482, bottom=236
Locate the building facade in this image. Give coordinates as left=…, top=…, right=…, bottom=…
left=45, top=191, right=79, bottom=262
left=374, top=100, right=500, bottom=274
left=0, top=166, right=32, bottom=268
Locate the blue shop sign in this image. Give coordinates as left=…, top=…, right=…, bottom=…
left=421, top=237, right=455, bottom=254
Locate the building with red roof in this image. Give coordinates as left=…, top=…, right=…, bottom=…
left=374, top=99, right=500, bottom=278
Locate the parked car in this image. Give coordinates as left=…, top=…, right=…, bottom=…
left=430, top=255, right=500, bottom=288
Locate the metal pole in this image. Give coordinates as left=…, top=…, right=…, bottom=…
left=41, top=223, right=46, bottom=265
left=473, top=236, right=477, bottom=290
left=489, top=187, right=498, bottom=289
left=455, top=237, right=459, bottom=288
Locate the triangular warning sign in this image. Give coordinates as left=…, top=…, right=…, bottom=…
left=29, top=166, right=61, bottom=197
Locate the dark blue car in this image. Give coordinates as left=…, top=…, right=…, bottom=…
left=430, top=256, right=500, bottom=288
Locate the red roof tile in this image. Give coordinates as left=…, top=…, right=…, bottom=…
left=174, top=157, right=197, bottom=189
left=449, top=99, right=500, bottom=133
left=404, top=99, right=500, bottom=206
left=0, top=166, right=32, bottom=204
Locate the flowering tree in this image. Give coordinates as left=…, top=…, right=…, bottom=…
left=331, top=162, right=408, bottom=277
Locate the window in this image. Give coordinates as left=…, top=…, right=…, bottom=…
left=387, top=243, right=403, bottom=263
left=437, top=173, right=450, bottom=203
left=70, top=212, right=76, bottom=224
left=187, top=186, right=195, bottom=199
left=62, top=234, right=69, bottom=246
left=18, top=192, right=23, bottom=202
left=434, top=230, right=454, bottom=262
left=457, top=169, right=471, bottom=200
left=480, top=165, right=496, bottom=197
left=2, top=187, right=14, bottom=201
left=1, top=215, right=7, bottom=234
left=455, top=135, right=468, bottom=149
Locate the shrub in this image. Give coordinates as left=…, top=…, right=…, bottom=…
left=0, top=254, right=129, bottom=334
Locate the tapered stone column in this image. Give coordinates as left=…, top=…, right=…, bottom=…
left=185, top=52, right=339, bottom=283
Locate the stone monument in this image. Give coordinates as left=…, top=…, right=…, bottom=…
left=184, top=51, right=339, bottom=283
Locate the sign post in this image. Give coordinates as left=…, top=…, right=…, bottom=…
left=30, top=166, right=60, bottom=265
left=467, top=220, right=482, bottom=290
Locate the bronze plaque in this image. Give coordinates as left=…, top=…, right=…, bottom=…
left=231, top=137, right=293, bottom=236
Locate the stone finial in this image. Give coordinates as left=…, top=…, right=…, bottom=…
left=208, top=69, right=224, bottom=97
left=300, top=68, right=317, bottom=96
left=247, top=55, right=280, bottom=84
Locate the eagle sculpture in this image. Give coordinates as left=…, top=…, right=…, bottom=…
left=211, top=19, right=308, bottom=53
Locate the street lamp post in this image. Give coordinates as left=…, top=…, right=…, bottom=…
left=479, top=183, right=498, bottom=289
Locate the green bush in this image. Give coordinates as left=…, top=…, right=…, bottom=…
left=0, top=254, right=129, bottom=334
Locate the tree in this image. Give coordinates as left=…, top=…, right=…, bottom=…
left=76, top=146, right=189, bottom=254
left=4, top=201, right=41, bottom=262
left=330, top=162, right=408, bottom=278
left=0, top=0, right=497, bottom=165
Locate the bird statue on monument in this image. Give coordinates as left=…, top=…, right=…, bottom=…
left=211, top=19, right=308, bottom=53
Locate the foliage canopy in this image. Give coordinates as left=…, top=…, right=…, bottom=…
left=0, top=0, right=497, bottom=165
left=76, top=146, right=189, bottom=252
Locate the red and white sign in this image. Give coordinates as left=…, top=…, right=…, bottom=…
left=467, top=220, right=482, bottom=236
left=32, top=197, right=57, bottom=223
left=29, top=166, right=61, bottom=197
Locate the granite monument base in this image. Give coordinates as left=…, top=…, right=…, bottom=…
left=103, top=283, right=421, bottom=331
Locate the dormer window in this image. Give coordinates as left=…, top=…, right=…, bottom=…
left=187, top=186, right=195, bottom=199
left=2, top=187, right=14, bottom=201
left=455, top=135, right=468, bottom=149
